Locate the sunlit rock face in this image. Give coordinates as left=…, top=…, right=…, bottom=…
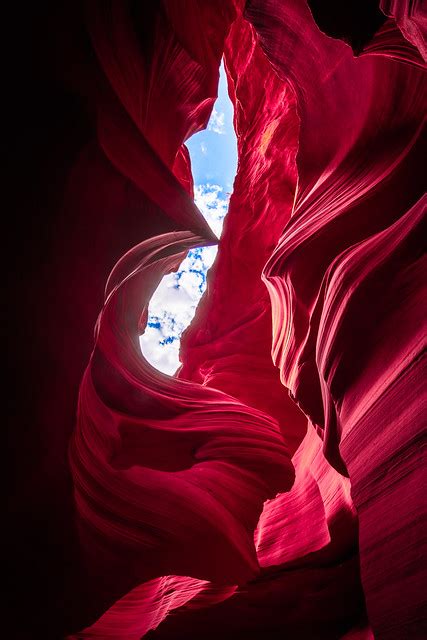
left=6, top=1, right=425, bottom=639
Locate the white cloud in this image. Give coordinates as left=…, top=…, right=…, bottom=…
left=139, top=326, right=181, bottom=375
left=208, top=107, right=226, bottom=135
left=194, top=184, right=228, bottom=238
left=140, top=184, right=230, bottom=375
left=200, top=142, right=208, bottom=155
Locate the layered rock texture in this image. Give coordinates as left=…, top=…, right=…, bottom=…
left=6, top=1, right=426, bottom=638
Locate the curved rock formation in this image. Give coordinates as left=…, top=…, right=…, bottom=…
left=6, top=1, right=426, bottom=638
left=245, top=2, right=425, bottom=637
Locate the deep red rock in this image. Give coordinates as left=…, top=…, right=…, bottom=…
left=6, top=1, right=426, bottom=638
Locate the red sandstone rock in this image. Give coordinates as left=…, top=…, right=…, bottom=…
left=6, top=1, right=426, bottom=638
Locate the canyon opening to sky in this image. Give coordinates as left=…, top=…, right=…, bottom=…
left=7, top=2, right=426, bottom=639
left=140, top=62, right=237, bottom=375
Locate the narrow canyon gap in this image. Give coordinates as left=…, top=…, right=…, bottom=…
left=140, top=61, right=238, bottom=375
left=5, top=2, right=426, bottom=639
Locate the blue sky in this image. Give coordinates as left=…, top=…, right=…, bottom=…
left=140, top=62, right=237, bottom=374
left=187, top=62, right=237, bottom=193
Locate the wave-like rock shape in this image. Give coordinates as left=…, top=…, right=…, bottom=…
left=179, top=13, right=308, bottom=455
left=381, top=0, right=427, bottom=61
left=70, top=227, right=294, bottom=596
left=246, top=1, right=426, bottom=637
left=7, top=0, right=425, bottom=638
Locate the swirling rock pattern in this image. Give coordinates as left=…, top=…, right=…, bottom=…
left=6, top=1, right=425, bottom=638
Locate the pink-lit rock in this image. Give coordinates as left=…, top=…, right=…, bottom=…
left=6, top=1, right=425, bottom=638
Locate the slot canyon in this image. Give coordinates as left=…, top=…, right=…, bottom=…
left=6, top=1, right=426, bottom=638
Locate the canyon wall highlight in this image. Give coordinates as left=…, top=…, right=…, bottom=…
left=6, top=1, right=426, bottom=638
